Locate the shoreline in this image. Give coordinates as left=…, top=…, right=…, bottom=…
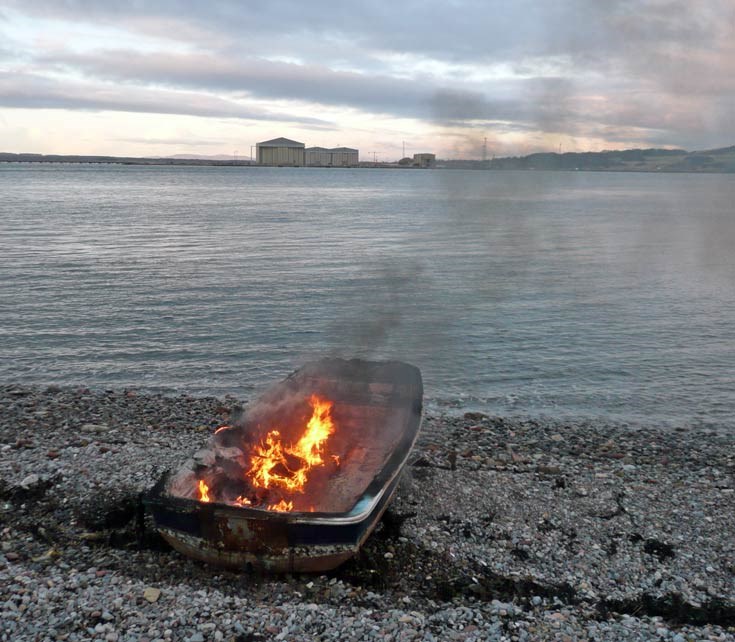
left=2, top=159, right=734, bottom=174
left=3, top=144, right=735, bottom=173
left=2, top=381, right=730, bottom=437
left=1, top=384, right=734, bottom=640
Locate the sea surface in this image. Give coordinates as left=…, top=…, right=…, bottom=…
left=1, top=164, right=734, bottom=429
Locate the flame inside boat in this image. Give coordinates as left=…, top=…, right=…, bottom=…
left=148, top=358, right=423, bottom=571
left=193, top=395, right=336, bottom=511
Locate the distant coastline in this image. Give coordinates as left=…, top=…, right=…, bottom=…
left=2, top=145, right=735, bottom=173
left=0, top=153, right=254, bottom=167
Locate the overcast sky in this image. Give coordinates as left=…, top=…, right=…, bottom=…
left=1, top=0, right=733, bottom=159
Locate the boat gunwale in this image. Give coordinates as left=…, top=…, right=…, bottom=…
left=144, top=404, right=422, bottom=526
left=143, top=359, right=423, bottom=525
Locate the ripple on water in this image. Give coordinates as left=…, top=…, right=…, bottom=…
left=1, top=165, right=734, bottom=431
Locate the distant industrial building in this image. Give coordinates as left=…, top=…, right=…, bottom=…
left=256, top=137, right=360, bottom=167
left=256, top=137, right=305, bottom=166
left=305, top=146, right=359, bottom=167
left=330, top=147, right=359, bottom=166
left=304, top=147, right=332, bottom=166
left=413, top=153, right=436, bottom=168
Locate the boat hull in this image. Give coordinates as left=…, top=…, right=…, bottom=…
left=144, top=359, right=423, bottom=572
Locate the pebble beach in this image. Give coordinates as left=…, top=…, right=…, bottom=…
left=1, top=384, right=734, bottom=641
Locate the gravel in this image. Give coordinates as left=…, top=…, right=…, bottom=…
left=1, top=384, right=734, bottom=641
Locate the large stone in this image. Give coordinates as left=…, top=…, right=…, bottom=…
left=20, top=474, right=39, bottom=488
left=81, top=423, right=109, bottom=434
left=143, top=587, right=161, bottom=603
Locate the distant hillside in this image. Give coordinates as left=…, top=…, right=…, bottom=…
left=439, top=145, right=735, bottom=173
left=165, top=153, right=252, bottom=161
left=2, top=145, right=735, bottom=172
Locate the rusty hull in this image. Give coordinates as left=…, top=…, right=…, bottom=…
left=144, top=358, right=423, bottom=572
left=146, top=465, right=404, bottom=572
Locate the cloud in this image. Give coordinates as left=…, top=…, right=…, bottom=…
left=2, top=0, right=734, bottom=152
left=115, top=136, right=225, bottom=146
left=35, top=48, right=619, bottom=135
left=9, top=0, right=725, bottom=66
left=28, top=42, right=735, bottom=150
left=0, top=1, right=643, bottom=64
left=430, top=76, right=582, bottom=126
left=39, top=49, right=433, bottom=117
left=0, top=71, right=334, bottom=127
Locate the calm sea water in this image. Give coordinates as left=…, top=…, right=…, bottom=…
left=1, top=164, right=734, bottom=429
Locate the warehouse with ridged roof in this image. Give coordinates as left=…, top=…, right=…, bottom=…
left=257, top=137, right=359, bottom=167
left=256, top=137, right=305, bottom=166
left=305, top=146, right=359, bottom=167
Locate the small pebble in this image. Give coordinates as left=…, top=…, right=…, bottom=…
left=0, top=386, right=732, bottom=642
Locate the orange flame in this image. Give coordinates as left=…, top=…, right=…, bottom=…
left=198, top=479, right=211, bottom=503
left=192, top=395, right=336, bottom=512
left=247, top=395, right=335, bottom=498
left=267, top=499, right=294, bottom=512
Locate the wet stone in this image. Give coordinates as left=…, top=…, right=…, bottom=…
left=0, top=385, right=734, bottom=641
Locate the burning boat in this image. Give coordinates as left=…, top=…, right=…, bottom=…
left=144, top=358, right=423, bottom=572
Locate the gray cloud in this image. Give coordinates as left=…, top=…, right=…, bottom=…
left=0, top=1, right=642, bottom=64
left=8, top=0, right=726, bottom=66
left=40, top=49, right=430, bottom=118
left=0, top=72, right=334, bottom=127
left=3, top=0, right=734, bottom=150
left=36, top=47, right=639, bottom=136
left=430, top=77, right=584, bottom=126
left=41, top=47, right=637, bottom=142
